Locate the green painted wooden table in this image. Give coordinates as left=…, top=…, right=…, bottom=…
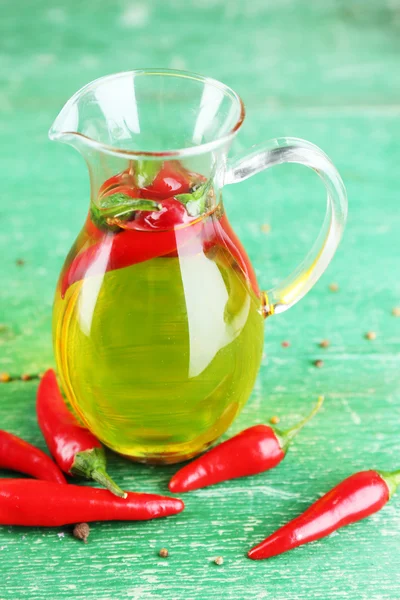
left=1, top=1, right=400, bottom=598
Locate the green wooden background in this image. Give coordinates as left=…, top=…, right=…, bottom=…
left=1, top=1, right=400, bottom=598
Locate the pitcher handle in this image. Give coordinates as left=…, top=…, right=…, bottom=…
left=224, top=137, right=348, bottom=316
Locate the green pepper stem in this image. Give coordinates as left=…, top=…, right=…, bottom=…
left=71, top=447, right=127, bottom=499
left=276, top=395, right=324, bottom=453
left=91, top=468, right=128, bottom=499
left=377, top=470, right=400, bottom=499
left=134, top=159, right=161, bottom=188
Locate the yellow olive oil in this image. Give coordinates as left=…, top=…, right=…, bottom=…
left=53, top=211, right=264, bottom=463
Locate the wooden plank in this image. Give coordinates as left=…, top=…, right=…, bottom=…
left=1, top=0, right=400, bottom=598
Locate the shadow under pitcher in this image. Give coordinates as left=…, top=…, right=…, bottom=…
left=50, top=69, right=347, bottom=464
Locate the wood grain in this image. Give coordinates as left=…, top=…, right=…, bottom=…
left=1, top=0, right=400, bottom=598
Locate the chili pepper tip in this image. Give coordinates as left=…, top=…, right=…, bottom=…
left=0, top=430, right=67, bottom=484
left=247, top=546, right=266, bottom=560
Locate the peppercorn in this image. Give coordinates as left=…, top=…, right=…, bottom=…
left=159, top=548, right=169, bottom=558
left=314, top=359, right=324, bottom=368
left=21, top=374, right=31, bottom=381
left=281, top=341, right=290, bottom=348
left=16, top=259, right=25, bottom=266
left=319, top=339, right=330, bottom=348
left=329, top=283, right=339, bottom=292
left=365, top=331, right=377, bottom=341
left=270, top=416, right=280, bottom=425
left=73, top=523, right=90, bottom=543
left=392, top=307, right=400, bottom=317
left=214, top=556, right=224, bottom=565
left=0, top=373, right=11, bottom=383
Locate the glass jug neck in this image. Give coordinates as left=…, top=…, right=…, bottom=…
left=82, top=152, right=225, bottom=235
left=85, top=151, right=224, bottom=200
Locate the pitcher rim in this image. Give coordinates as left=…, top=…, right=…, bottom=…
left=49, top=68, right=246, bottom=159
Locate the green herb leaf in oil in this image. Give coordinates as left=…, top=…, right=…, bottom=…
left=91, top=193, right=160, bottom=231
left=176, top=181, right=211, bottom=217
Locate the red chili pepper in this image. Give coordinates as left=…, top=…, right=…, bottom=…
left=0, top=430, right=66, bottom=484
left=169, top=396, right=324, bottom=493
left=122, top=198, right=194, bottom=232
left=0, top=479, right=184, bottom=526
left=141, top=162, right=191, bottom=200
left=61, top=210, right=259, bottom=298
left=37, top=369, right=126, bottom=498
left=60, top=222, right=200, bottom=297
left=248, top=469, right=400, bottom=560
left=98, top=169, right=136, bottom=197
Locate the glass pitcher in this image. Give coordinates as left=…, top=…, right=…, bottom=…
left=50, top=69, right=347, bottom=464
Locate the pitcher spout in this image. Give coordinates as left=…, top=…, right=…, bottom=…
left=49, top=75, right=82, bottom=141
left=49, top=90, right=82, bottom=147
left=49, top=69, right=244, bottom=158
left=48, top=69, right=244, bottom=204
